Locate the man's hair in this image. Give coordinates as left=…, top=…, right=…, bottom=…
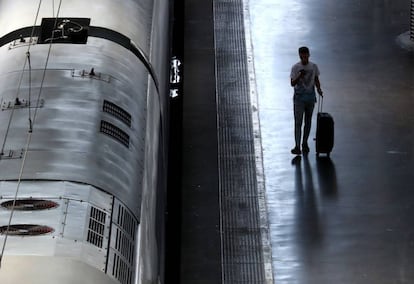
left=298, top=46, right=310, bottom=54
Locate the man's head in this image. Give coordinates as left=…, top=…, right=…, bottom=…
left=298, top=46, right=310, bottom=65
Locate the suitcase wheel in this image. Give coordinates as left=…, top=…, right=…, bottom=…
left=316, top=152, right=330, bottom=158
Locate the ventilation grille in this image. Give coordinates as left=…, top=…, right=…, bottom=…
left=0, top=224, right=54, bottom=236
left=1, top=199, right=59, bottom=210
left=112, top=253, right=133, bottom=284
left=115, top=228, right=134, bottom=264
left=100, top=120, right=130, bottom=147
left=411, top=0, right=414, bottom=40
left=103, top=100, right=132, bottom=127
left=87, top=206, right=106, bottom=248
left=117, top=204, right=137, bottom=240
left=109, top=202, right=138, bottom=284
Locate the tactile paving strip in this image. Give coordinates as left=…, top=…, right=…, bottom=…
left=213, top=0, right=270, bottom=282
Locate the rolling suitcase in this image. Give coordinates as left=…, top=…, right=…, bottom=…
left=315, top=97, right=334, bottom=157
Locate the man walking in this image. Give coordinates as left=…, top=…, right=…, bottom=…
left=290, top=46, right=323, bottom=155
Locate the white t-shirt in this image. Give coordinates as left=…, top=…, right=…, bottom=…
left=290, top=61, right=320, bottom=99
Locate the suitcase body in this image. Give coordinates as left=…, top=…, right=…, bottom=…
left=315, top=112, right=334, bottom=157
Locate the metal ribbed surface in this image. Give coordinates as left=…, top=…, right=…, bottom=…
left=411, top=0, right=414, bottom=40
left=214, top=0, right=267, bottom=282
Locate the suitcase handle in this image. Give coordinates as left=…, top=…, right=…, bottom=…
left=318, top=95, right=324, bottom=113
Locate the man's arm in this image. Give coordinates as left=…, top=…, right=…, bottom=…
left=315, top=76, right=323, bottom=96
left=291, top=69, right=305, bottom=87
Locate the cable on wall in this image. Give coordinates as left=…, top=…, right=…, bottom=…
left=0, top=0, right=64, bottom=268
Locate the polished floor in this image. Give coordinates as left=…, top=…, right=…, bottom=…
left=177, top=0, right=414, bottom=283
left=249, top=0, right=414, bottom=283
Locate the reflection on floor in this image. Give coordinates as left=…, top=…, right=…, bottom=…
left=249, top=0, right=414, bottom=283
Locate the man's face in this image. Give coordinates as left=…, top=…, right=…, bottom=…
left=299, top=52, right=309, bottom=64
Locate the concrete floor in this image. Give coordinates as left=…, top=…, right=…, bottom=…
left=249, top=0, right=414, bottom=283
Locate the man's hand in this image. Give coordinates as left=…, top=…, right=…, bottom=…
left=317, top=87, right=323, bottom=96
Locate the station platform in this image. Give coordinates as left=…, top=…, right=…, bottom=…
left=171, top=0, right=414, bottom=283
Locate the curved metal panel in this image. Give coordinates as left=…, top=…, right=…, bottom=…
left=0, top=39, right=148, bottom=217
left=0, top=0, right=154, bottom=56
left=0, top=0, right=171, bottom=283
left=150, top=0, right=171, bottom=101
left=0, top=256, right=118, bottom=284
left=136, top=77, right=162, bottom=284
left=0, top=181, right=115, bottom=271
left=0, top=25, right=160, bottom=91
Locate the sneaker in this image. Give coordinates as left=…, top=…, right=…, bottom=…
left=291, top=146, right=301, bottom=155
left=302, top=144, right=310, bottom=154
